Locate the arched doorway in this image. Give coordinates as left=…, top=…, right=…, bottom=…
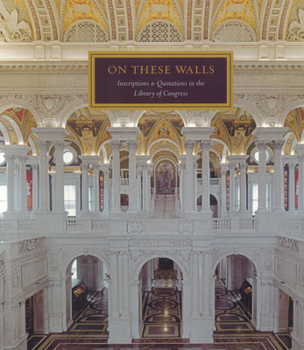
left=213, top=254, right=257, bottom=333
left=138, top=257, right=183, bottom=338
left=65, top=255, right=109, bottom=336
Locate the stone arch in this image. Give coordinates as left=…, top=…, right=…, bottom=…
left=147, top=138, right=181, bottom=155
left=0, top=102, right=42, bottom=128
left=0, top=113, right=23, bottom=144
left=63, top=251, right=110, bottom=278
left=233, top=96, right=263, bottom=127
left=59, top=100, right=89, bottom=128
left=279, top=98, right=304, bottom=127
left=133, top=253, right=189, bottom=283
left=212, top=250, right=260, bottom=277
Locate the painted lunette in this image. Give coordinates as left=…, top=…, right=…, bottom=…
left=89, top=51, right=234, bottom=110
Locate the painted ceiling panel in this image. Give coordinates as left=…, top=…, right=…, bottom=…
left=213, top=0, right=257, bottom=35
left=62, top=0, right=107, bottom=35
left=137, top=0, right=182, bottom=36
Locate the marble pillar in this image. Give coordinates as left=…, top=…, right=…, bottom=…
left=272, top=140, right=285, bottom=212
left=127, top=141, right=138, bottom=213
left=110, top=141, right=121, bottom=214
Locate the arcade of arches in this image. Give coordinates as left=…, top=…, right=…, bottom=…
left=1, top=0, right=304, bottom=350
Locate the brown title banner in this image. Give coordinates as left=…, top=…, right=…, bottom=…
left=89, top=51, right=233, bottom=110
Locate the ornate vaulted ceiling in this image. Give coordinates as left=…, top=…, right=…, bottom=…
left=1, top=0, right=304, bottom=43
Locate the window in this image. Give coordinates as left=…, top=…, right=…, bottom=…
left=64, top=185, right=76, bottom=216
left=71, top=259, right=77, bottom=280
left=0, top=185, right=7, bottom=215
left=88, top=186, right=93, bottom=212
left=0, top=152, right=5, bottom=165
left=252, top=183, right=271, bottom=215
left=63, top=150, right=74, bottom=165
left=236, top=185, right=240, bottom=211
left=252, top=184, right=258, bottom=215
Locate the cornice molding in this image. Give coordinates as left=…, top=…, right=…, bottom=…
left=0, top=60, right=304, bottom=74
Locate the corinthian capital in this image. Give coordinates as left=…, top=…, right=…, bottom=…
left=127, top=140, right=138, bottom=151
left=36, top=141, right=52, bottom=153
left=271, top=140, right=285, bottom=151
left=256, top=141, right=269, bottom=151
left=200, top=140, right=212, bottom=150
left=184, top=140, right=195, bottom=150
left=110, top=140, right=121, bottom=151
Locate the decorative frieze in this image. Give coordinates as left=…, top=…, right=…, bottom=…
left=130, top=239, right=192, bottom=247
left=278, top=237, right=299, bottom=253
left=19, top=238, right=44, bottom=253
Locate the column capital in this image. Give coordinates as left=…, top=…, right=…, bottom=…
left=240, top=163, right=247, bottom=172
left=16, top=155, right=28, bottom=164
left=36, top=140, right=52, bottom=153
left=110, top=140, right=122, bottom=151
left=5, top=154, right=16, bottom=163
left=126, top=140, right=138, bottom=151
left=200, top=140, right=212, bottom=150
left=271, top=140, right=285, bottom=151
left=255, top=140, right=269, bottom=150
left=184, top=140, right=195, bottom=150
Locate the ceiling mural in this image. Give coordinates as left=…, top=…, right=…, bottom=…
left=66, top=107, right=111, bottom=156
left=62, top=0, right=108, bottom=37
left=149, top=139, right=180, bottom=157
left=137, top=0, right=182, bottom=37
left=151, top=149, right=179, bottom=164
left=212, top=0, right=257, bottom=37
left=0, top=116, right=18, bottom=145
left=211, top=107, right=256, bottom=155
left=137, top=112, right=184, bottom=155
left=3, top=108, right=37, bottom=144
left=0, top=0, right=300, bottom=42
left=284, top=107, right=304, bottom=142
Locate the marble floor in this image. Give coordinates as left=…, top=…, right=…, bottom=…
left=27, top=279, right=292, bottom=350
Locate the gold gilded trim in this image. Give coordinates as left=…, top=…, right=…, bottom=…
left=88, top=51, right=234, bottom=110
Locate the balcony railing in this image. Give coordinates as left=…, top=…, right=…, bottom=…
left=197, top=178, right=220, bottom=186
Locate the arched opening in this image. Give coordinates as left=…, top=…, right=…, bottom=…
left=197, top=194, right=218, bottom=217
left=138, top=257, right=183, bottom=338
left=65, top=255, right=109, bottom=336
left=120, top=193, right=129, bottom=211
left=214, top=254, right=257, bottom=333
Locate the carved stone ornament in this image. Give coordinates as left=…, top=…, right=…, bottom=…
left=237, top=94, right=304, bottom=122
left=0, top=251, right=4, bottom=273
left=186, top=110, right=211, bottom=126
left=278, top=237, right=299, bottom=253
left=0, top=3, right=33, bottom=42
left=287, top=8, right=304, bottom=42
left=12, top=265, right=20, bottom=288
left=15, top=95, right=86, bottom=126
left=299, top=268, right=304, bottom=287
left=19, top=238, right=44, bottom=253
left=128, top=220, right=144, bottom=234
left=264, top=255, right=272, bottom=271
left=178, top=220, right=194, bottom=234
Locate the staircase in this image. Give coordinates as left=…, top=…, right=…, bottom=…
left=151, top=195, right=177, bottom=219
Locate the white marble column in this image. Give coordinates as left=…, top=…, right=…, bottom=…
left=201, top=140, right=212, bottom=212
left=32, top=163, right=39, bottom=211
left=272, top=140, right=285, bottom=211
left=37, top=141, right=51, bottom=212
left=142, top=164, right=150, bottom=212
left=136, top=167, right=142, bottom=211
left=127, top=140, right=138, bottom=212
left=202, top=252, right=211, bottom=316
left=100, top=164, right=110, bottom=214
left=5, top=154, right=15, bottom=213
left=228, top=162, right=236, bottom=213
left=110, top=252, right=120, bottom=318
left=288, top=161, right=297, bottom=212
left=110, top=141, right=121, bottom=213
left=177, top=158, right=186, bottom=213
left=93, top=163, right=100, bottom=214
left=54, top=141, right=65, bottom=211
left=80, top=160, right=89, bottom=214
left=16, top=155, right=28, bottom=213
left=122, top=252, right=130, bottom=317
left=220, top=163, right=229, bottom=218
left=295, top=145, right=304, bottom=215
left=256, top=141, right=268, bottom=211
left=184, top=140, right=195, bottom=212
left=239, top=162, right=247, bottom=212
left=191, top=252, right=200, bottom=317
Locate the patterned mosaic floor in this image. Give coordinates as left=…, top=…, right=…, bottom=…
left=28, top=279, right=292, bottom=350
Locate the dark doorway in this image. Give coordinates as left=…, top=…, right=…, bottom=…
left=159, top=258, right=174, bottom=270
